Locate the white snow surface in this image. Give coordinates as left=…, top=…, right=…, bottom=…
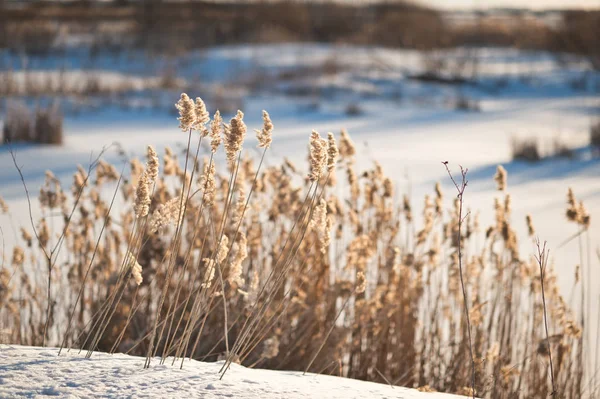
left=0, top=345, right=466, bottom=399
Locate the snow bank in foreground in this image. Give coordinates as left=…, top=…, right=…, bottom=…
left=0, top=345, right=467, bottom=399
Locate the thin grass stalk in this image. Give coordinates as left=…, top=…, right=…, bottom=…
left=578, top=232, right=585, bottom=396
left=173, top=152, right=217, bottom=358
left=145, top=128, right=193, bottom=368
left=176, top=237, right=214, bottom=362
left=125, top=283, right=217, bottom=356
left=160, top=135, right=205, bottom=361
left=222, top=177, right=319, bottom=361
left=59, top=169, right=124, bottom=354
left=212, top=152, right=244, bottom=358
left=165, top=205, right=211, bottom=363
left=86, top=268, right=133, bottom=357
left=220, top=180, right=318, bottom=375
left=224, top=180, right=321, bottom=376
left=80, top=166, right=158, bottom=355
left=536, top=239, right=557, bottom=396
left=84, top=202, right=153, bottom=356
left=9, top=146, right=106, bottom=346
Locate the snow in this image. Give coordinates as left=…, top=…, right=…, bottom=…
left=0, top=345, right=466, bottom=398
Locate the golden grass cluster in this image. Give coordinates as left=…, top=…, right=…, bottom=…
left=0, top=94, right=593, bottom=398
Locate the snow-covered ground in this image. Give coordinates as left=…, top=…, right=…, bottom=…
left=0, top=345, right=466, bottom=398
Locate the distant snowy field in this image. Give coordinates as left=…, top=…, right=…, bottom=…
left=0, top=345, right=467, bottom=398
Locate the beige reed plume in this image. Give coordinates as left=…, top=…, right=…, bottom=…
left=224, top=111, right=247, bottom=164
left=256, top=110, right=274, bottom=149
left=175, top=93, right=196, bottom=132
left=308, top=131, right=327, bottom=181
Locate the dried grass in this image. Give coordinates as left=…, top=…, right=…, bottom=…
left=2, top=101, right=63, bottom=145
left=0, top=94, right=590, bottom=398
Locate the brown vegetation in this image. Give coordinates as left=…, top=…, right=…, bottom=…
left=2, top=101, right=63, bottom=145
left=511, top=137, right=541, bottom=162
left=0, top=95, right=590, bottom=398
left=1, top=1, right=598, bottom=64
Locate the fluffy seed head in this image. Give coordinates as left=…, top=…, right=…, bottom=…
left=193, top=97, right=210, bottom=131
left=134, top=170, right=151, bottom=218
left=217, top=235, right=230, bottom=264
left=224, top=111, right=247, bottom=164
left=338, top=129, right=356, bottom=160
left=565, top=188, right=590, bottom=228
left=256, top=110, right=274, bottom=149
left=201, top=161, right=216, bottom=207
left=146, top=145, right=159, bottom=182
left=175, top=93, right=196, bottom=132
left=494, top=165, right=507, bottom=191
left=310, top=198, right=330, bottom=253
left=149, top=197, right=183, bottom=234
left=228, top=233, right=248, bottom=287
left=326, top=132, right=339, bottom=172
left=125, top=252, right=143, bottom=285
left=72, top=167, right=87, bottom=196
left=526, top=214, right=535, bottom=236
left=308, top=130, right=327, bottom=181
left=210, top=111, right=223, bottom=153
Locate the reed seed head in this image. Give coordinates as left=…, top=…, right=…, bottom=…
left=175, top=93, right=196, bottom=132
left=256, top=110, right=274, bottom=149
left=526, top=214, right=535, bottom=237
left=217, top=235, right=230, bottom=264
left=125, top=252, right=143, bottom=286
left=146, top=145, right=159, bottom=182
left=339, top=128, right=356, bottom=161
left=133, top=170, right=151, bottom=218
left=210, top=111, right=223, bottom=153
left=224, top=110, right=247, bottom=165
left=228, top=233, right=247, bottom=287
left=193, top=97, right=210, bottom=132
left=494, top=165, right=507, bottom=191
left=201, top=161, right=216, bottom=207
left=149, top=197, right=182, bottom=234
left=326, top=132, right=339, bottom=172
left=308, top=130, right=327, bottom=181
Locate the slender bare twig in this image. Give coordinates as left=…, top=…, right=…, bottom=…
left=535, top=239, right=557, bottom=396
left=9, top=145, right=106, bottom=346
left=442, top=161, right=475, bottom=399
left=145, top=128, right=193, bottom=368
left=58, top=167, right=124, bottom=355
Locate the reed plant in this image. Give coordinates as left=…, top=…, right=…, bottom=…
left=0, top=94, right=591, bottom=398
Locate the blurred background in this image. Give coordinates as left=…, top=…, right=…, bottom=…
left=0, top=0, right=598, bottom=128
